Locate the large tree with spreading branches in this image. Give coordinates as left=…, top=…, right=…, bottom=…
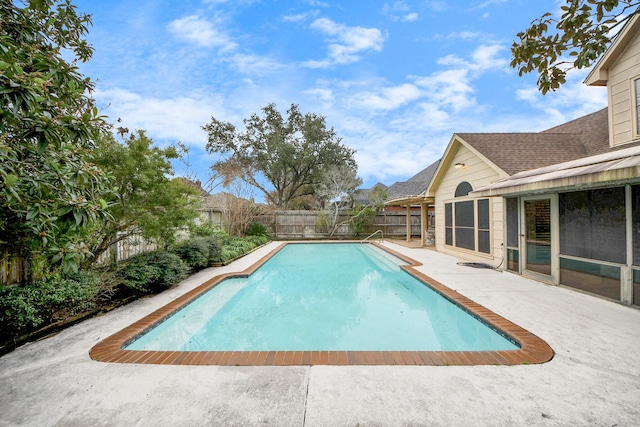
left=511, top=0, right=640, bottom=94
left=203, top=103, right=358, bottom=209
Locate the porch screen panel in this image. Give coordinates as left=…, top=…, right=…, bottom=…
left=477, top=199, right=490, bottom=254
left=454, top=200, right=474, bottom=250
left=445, top=203, right=453, bottom=245
left=559, top=188, right=626, bottom=264
left=506, top=198, right=519, bottom=271
left=506, top=198, right=518, bottom=248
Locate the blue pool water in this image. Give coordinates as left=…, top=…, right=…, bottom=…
left=126, top=243, right=519, bottom=352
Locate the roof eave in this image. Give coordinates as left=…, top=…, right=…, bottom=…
left=585, top=12, right=640, bottom=86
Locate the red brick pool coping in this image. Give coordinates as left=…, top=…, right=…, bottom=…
left=90, top=242, right=554, bottom=366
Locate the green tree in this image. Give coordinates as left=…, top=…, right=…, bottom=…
left=511, top=0, right=639, bottom=94
left=204, top=103, right=358, bottom=208
left=0, top=0, right=112, bottom=273
left=348, top=186, right=387, bottom=237
left=315, top=165, right=363, bottom=236
left=86, top=130, right=202, bottom=265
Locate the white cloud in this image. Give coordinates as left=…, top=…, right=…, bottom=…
left=282, top=10, right=320, bottom=23
left=168, top=15, right=237, bottom=51
left=415, top=69, right=475, bottom=111
left=403, top=13, right=418, bottom=22
left=308, top=18, right=385, bottom=65
left=516, top=67, right=608, bottom=125
left=475, top=0, right=507, bottom=9
left=350, top=83, right=422, bottom=111
left=382, top=1, right=419, bottom=22
left=437, top=44, right=507, bottom=72
left=227, top=53, right=286, bottom=74
left=94, top=88, right=224, bottom=149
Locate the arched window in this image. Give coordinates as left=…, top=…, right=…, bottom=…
left=455, top=181, right=473, bottom=197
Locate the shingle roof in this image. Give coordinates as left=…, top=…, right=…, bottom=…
left=455, top=108, right=640, bottom=175
left=386, top=181, right=429, bottom=200
left=408, top=159, right=441, bottom=183
left=352, top=182, right=388, bottom=205
left=384, top=159, right=441, bottom=200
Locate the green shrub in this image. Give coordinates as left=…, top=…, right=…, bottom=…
left=117, top=250, right=189, bottom=292
left=0, top=286, right=43, bottom=334
left=171, top=238, right=210, bottom=270
left=190, top=222, right=222, bottom=237
left=0, top=271, right=101, bottom=337
left=246, top=222, right=268, bottom=237
left=201, top=236, right=222, bottom=266
left=245, top=235, right=269, bottom=246
left=220, top=247, right=243, bottom=262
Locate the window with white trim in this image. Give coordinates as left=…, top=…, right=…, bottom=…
left=444, top=182, right=491, bottom=254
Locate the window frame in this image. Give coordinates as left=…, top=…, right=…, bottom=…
left=631, top=76, right=640, bottom=139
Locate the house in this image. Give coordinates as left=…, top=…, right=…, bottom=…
left=352, top=182, right=388, bottom=206
left=399, top=15, right=640, bottom=306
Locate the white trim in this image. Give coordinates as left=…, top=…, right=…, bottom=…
left=624, top=184, right=633, bottom=304
left=632, top=76, right=640, bottom=141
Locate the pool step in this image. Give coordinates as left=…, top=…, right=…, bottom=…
left=360, top=244, right=403, bottom=272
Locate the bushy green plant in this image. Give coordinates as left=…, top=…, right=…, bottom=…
left=245, top=235, right=269, bottom=246
left=170, top=238, right=210, bottom=270
left=245, top=222, right=268, bottom=237
left=0, top=286, right=43, bottom=334
left=201, top=236, right=222, bottom=266
left=190, top=222, right=223, bottom=237
left=349, top=205, right=376, bottom=237
left=117, top=250, right=189, bottom=292
left=0, top=271, right=101, bottom=337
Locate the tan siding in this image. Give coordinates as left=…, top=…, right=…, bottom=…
left=608, top=30, right=640, bottom=145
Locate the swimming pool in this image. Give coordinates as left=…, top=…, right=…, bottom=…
left=90, top=242, right=554, bottom=365
left=126, top=243, right=517, bottom=352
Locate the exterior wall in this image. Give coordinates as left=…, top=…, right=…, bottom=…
left=607, top=29, right=640, bottom=146
left=434, top=143, right=505, bottom=267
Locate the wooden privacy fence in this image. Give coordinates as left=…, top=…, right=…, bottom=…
left=94, top=233, right=158, bottom=266
left=1, top=234, right=158, bottom=285
left=253, top=210, right=423, bottom=239
left=1, top=250, right=25, bottom=285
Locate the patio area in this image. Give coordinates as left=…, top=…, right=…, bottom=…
left=1, top=241, right=639, bottom=426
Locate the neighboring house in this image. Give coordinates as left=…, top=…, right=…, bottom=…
left=399, top=15, right=640, bottom=306
left=352, top=182, right=388, bottom=206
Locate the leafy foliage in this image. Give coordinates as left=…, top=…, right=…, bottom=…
left=116, top=250, right=189, bottom=292
left=315, top=165, right=363, bottom=236
left=86, top=130, right=202, bottom=265
left=0, top=271, right=101, bottom=335
left=0, top=0, right=113, bottom=272
left=170, top=238, right=211, bottom=270
left=348, top=186, right=388, bottom=237
left=511, top=0, right=640, bottom=94
left=245, top=222, right=268, bottom=237
left=204, top=103, right=358, bottom=208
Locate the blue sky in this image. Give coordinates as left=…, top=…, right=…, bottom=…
left=73, top=0, right=608, bottom=196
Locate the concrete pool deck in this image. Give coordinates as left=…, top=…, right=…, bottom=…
left=1, top=241, right=639, bottom=426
